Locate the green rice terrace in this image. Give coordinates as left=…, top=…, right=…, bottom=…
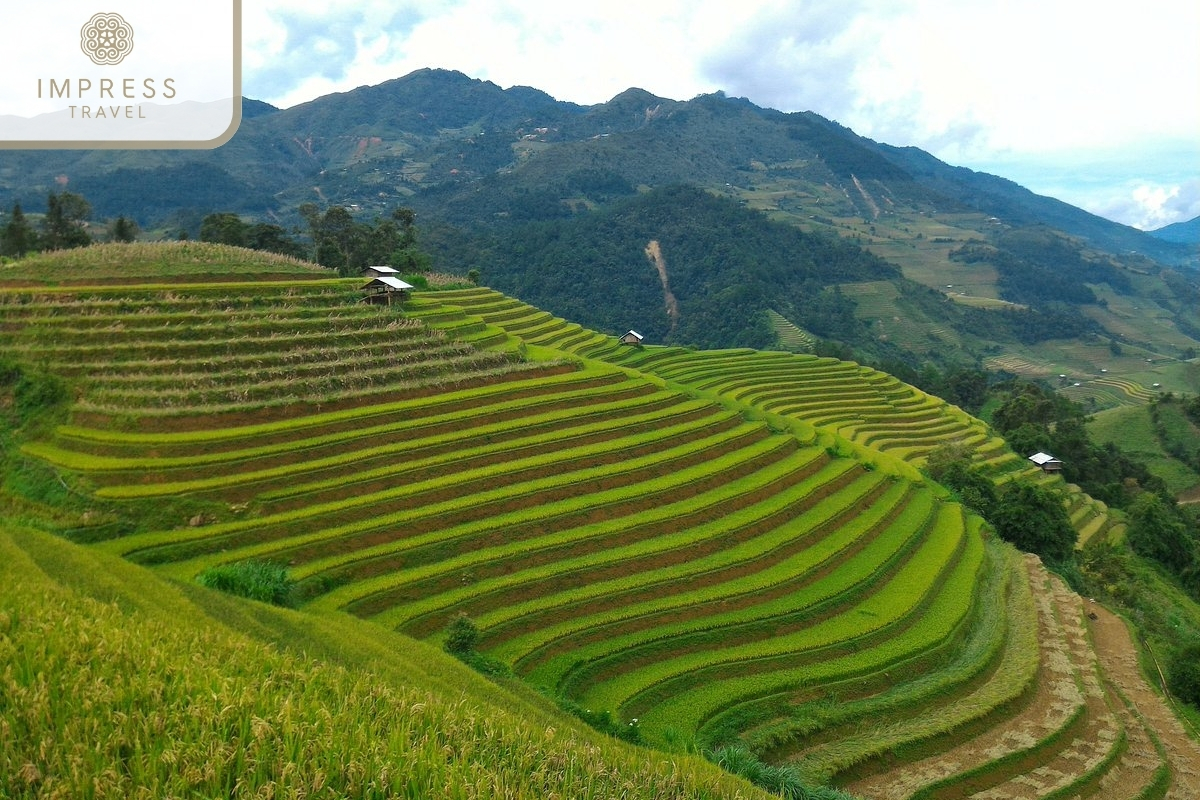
left=2, top=244, right=1198, bottom=799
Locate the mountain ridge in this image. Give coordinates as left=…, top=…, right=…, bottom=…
left=2, top=68, right=1198, bottom=390
left=0, top=67, right=1189, bottom=269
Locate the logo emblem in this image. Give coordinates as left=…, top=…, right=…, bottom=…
left=80, top=12, right=134, bottom=65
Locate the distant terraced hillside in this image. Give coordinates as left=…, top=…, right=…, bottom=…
left=3, top=250, right=1197, bottom=799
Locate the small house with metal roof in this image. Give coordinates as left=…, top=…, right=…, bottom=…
left=1028, top=452, right=1064, bottom=473
left=361, top=276, right=414, bottom=304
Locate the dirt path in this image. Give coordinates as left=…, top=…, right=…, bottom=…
left=844, top=555, right=1200, bottom=799
left=644, top=240, right=679, bottom=333
left=1087, top=600, right=1200, bottom=798
left=846, top=557, right=1087, bottom=799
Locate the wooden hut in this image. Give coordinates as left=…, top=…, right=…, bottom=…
left=619, top=330, right=644, bottom=346
left=363, top=265, right=400, bottom=279
left=361, top=276, right=414, bottom=304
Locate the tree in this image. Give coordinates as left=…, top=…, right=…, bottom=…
left=40, top=191, right=92, bottom=250
left=990, top=481, right=1077, bottom=563
left=1125, top=493, right=1197, bottom=575
left=1, top=202, right=37, bottom=257
left=246, top=223, right=306, bottom=259
left=199, top=212, right=248, bottom=247
left=443, top=614, right=479, bottom=657
left=108, top=215, right=138, bottom=243
left=312, top=206, right=360, bottom=273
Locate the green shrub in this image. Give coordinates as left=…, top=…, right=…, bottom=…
left=1168, top=640, right=1200, bottom=709
left=553, top=697, right=643, bottom=744
left=196, top=560, right=294, bottom=606
left=444, top=613, right=479, bottom=656
left=14, top=371, right=68, bottom=419
left=442, top=614, right=513, bottom=678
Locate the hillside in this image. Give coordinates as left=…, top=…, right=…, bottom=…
left=3, top=244, right=1199, bottom=798
left=3, top=69, right=1198, bottom=406
left=0, top=527, right=766, bottom=799
left=1152, top=215, right=1200, bottom=246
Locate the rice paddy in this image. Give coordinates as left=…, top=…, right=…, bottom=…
left=3, top=250, right=1196, bottom=798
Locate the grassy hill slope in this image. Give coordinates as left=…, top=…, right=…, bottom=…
left=0, top=525, right=767, bottom=799
left=3, top=244, right=1198, bottom=798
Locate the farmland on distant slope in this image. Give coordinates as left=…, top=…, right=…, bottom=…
left=2, top=244, right=1198, bottom=799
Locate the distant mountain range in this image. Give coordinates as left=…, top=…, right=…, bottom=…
left=1152, top=215, right=1200, bottom=246
left=2, top=68, right=1197, bottom=374
left=0, top=68, right=1192, bottom=265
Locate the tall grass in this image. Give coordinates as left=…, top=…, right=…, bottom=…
left=2, top=241, right=327, bottom=280
left=197, top=560, right=295, bottom=606
left=1, top=527, right=771, bottom=800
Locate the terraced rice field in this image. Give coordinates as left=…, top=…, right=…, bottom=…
left=838, top=280, right=963, bottom=356
left=766, top=310, right=817, bottom=352
left=6, top=275, right=1197, bottom=799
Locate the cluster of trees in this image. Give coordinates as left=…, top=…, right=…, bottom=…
left=298, top=204, right=430, bottom=276
left=990, top=381, right=1164, bottom=510
left=1, top=192, right=138, bottom=258
left=3, top=191, right=433, bottom=282
left=198, top=213, right=306, bottom=259
left=198, top=206, right=431, bottom=276
left=926, top=442, right=1077, bottom=565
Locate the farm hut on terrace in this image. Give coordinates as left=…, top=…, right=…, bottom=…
left=619, top=330, right=644, bottom=346
left=363, top=265, right=400, bottom=279
left=361, top=276, right=414, bottom=305
left=1028, top=452, right=1064, bottom=473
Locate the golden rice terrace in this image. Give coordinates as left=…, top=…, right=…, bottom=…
left=1, top=244, right=1197, bottom=799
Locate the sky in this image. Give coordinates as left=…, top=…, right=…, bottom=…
left=242, top=0, right=1200, bottom=231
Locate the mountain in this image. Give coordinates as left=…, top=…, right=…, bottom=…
left=1152, top=215, right=1200, bottom=245
left=2, top=68, right=1198, bottom=389
left=0, top=69, right=1186, bottom=262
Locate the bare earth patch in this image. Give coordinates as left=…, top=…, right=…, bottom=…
left=645, top=240, right=679, bottom=333
left=1088, top=600, right=1200, bottom=799
left=846, top=554, right=1200, bottom=798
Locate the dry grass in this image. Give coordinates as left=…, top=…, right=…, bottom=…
left=1, top=242, right=327, bottom=281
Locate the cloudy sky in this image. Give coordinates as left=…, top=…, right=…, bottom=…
left=243, top=0, right=1199, bottom=230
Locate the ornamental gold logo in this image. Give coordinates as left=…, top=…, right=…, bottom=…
left=80, top=12, right=134, bottom=66
left=2, top=1, right=240, bottom=148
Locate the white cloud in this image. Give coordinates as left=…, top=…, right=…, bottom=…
left=1089, top=179, right=1200, bottom=231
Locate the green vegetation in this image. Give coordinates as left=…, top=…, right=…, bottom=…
left=1089, top=404, right=1200, bottom=496
left=196, top=559, right=295, bottom=606
left=0, top=527, right=767, bottom=800
left=3, top=250, right=1199, bottom=799
left=989, top=481, right=1076, bottom=563
left=711, top=745, right=856, bottom=800
left=299, top=204, right=431, bottom=275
